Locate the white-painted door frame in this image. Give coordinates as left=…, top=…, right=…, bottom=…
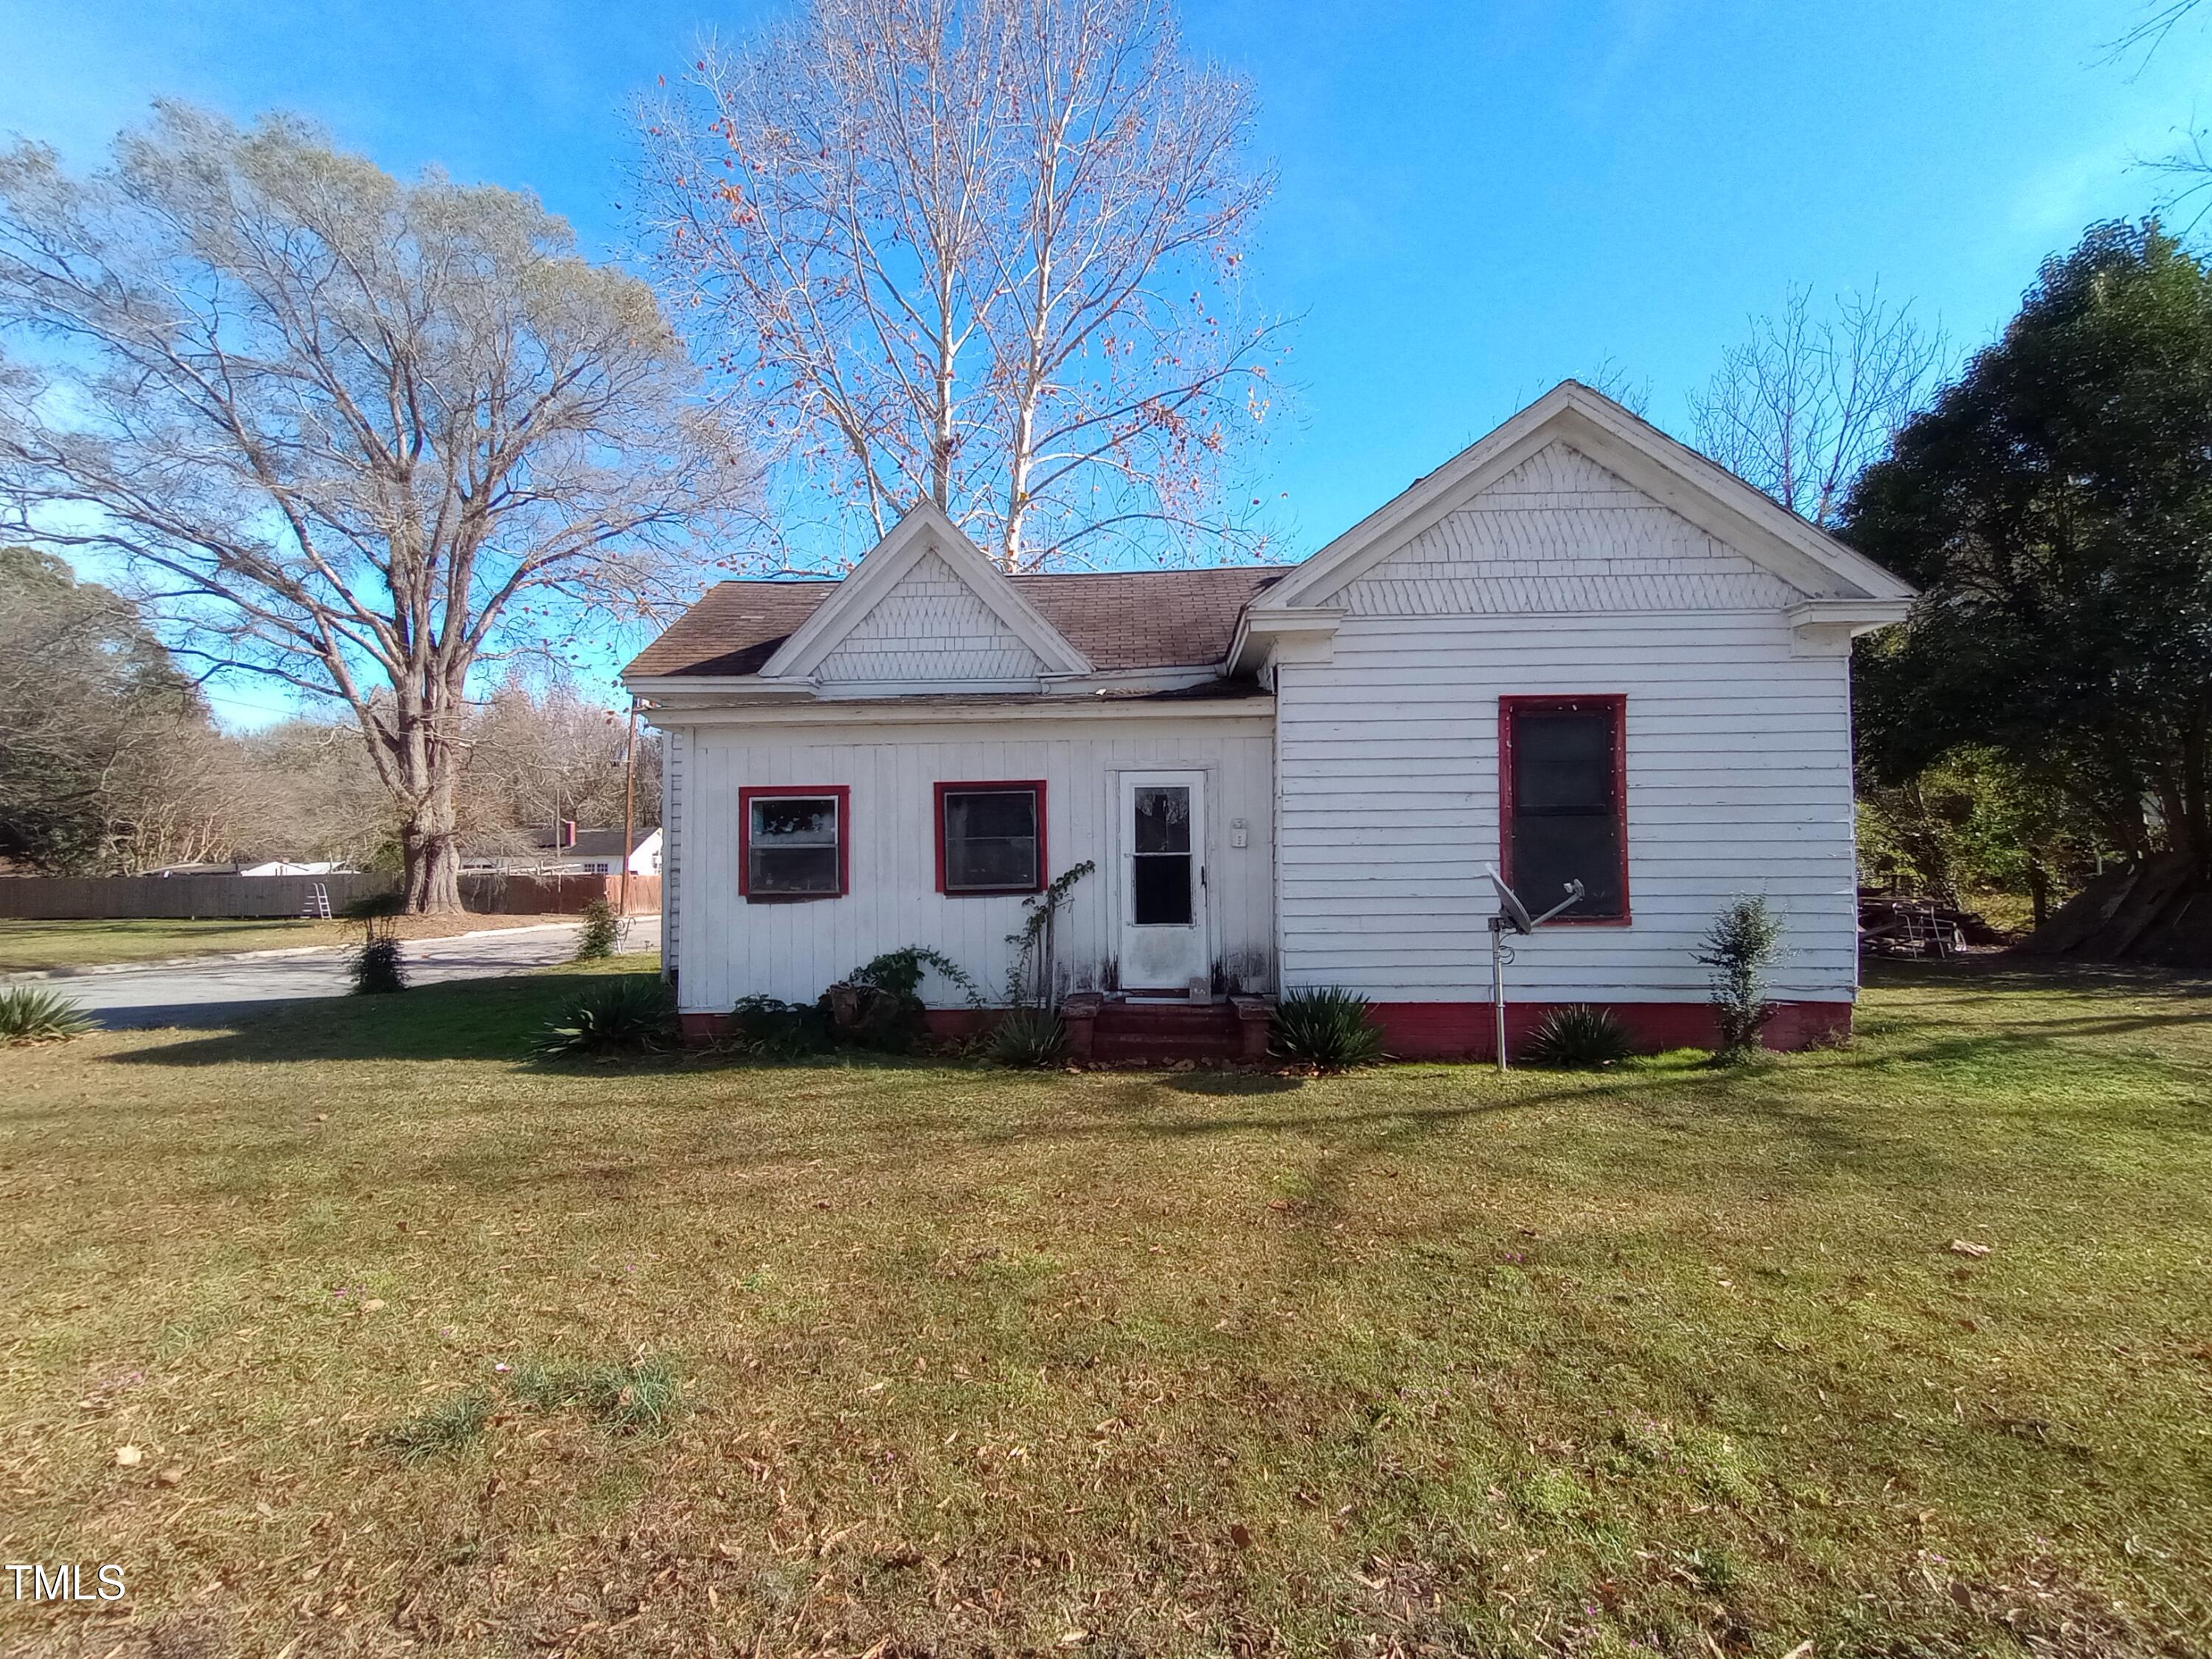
left=1116, top=769, right=1210, bottom=995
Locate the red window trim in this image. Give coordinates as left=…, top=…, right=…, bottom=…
left=738, top=785, right=850, bottom=902
left=1498, top=695, right=1630, bottom=926
left=933, top=779, right=1048, bottom=897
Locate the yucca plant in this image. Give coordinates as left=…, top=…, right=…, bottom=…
left=1525, top=1004, right=1635, bottom=1068
left=539, top=975, right=675, bottom=1058
left=1270, top=987, right=1385, bottom=1072
left=348, top=912, right=407, bottom=995
left=0, top=984, right=95, bottom=1044
left=984, top=1007, right=1065, bottom=1068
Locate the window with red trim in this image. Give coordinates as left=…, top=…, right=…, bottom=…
left=935, top=781, right=1046, bottom=895
left=739, top=785, right=849, bottom=900
left=1500, top=697, right=1628, bottom=922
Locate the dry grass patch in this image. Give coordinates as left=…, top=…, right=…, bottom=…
left=0, top=957, right=2207, bottom=1656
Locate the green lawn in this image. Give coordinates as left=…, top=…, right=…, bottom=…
left=0, top=913, right=565, bottom=973
left=1, top=960, right=2207, bottom=1657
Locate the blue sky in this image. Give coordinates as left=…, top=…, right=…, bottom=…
left=4, top=0, right=2207, bottom=724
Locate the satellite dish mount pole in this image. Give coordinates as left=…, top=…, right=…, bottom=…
left=1484, top=868, right=1585, bottom=1074
left=1488, top=911, right=1512, bottom=1075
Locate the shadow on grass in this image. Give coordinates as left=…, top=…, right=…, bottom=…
left=105, top=963, right=674, bottom=1068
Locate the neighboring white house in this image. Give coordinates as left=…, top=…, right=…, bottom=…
left=460, top=827, right=663, bottom=879
left=623, top=383, right=1915, bottom=1059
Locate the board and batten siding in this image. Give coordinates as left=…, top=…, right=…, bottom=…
left=662, top=712, right=1274, bottom=1014
left=1276, top=441, right=1859, bottom=1006
left=660, top=723, right=686, bottom=972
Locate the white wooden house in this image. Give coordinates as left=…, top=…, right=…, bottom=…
left=460, top=827, right=663, bottom=879
left=624, top=383, right=1913, bottom=1060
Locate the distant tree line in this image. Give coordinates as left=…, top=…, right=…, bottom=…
left=0, top=544, right=655, bottom=876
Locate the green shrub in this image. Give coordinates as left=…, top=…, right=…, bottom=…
left=820, top=946, right=979, bottom=1051
left=1525, top=1004, right=1635, bottom=1068
left=0, top=985, right=94, bottom=1044
left=347, top=931, right=407, bottom=995
left=540, top=975, right=675, bottom=1057
left=984, top=1007, right=1065, bottom=1068
left=574, top=896, right=621, bottom=961
left=383, top=1391, right=490, bottom=1461
left=723, top=994, right=833, bottom=1059
left=1270, top=987, right=1385, bottom=1071
left=1696, top=896, right=1784, bottom=1062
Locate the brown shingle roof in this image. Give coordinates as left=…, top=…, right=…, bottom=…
left=625, top=566, right=1287, bottom=679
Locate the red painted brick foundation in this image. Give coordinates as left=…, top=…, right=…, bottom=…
left=681, top=1000, right=1852, bottom=1058
left=1368, top=999, right=1852, bottom=1062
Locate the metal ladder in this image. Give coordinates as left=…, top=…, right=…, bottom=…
left=300, top=881, right=332, bottom=920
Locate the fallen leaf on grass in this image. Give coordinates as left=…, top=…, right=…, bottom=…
left=1949, top=1240, right=1992, bottom=1257
left=1057, top=1632, right=1090, bottom=1647
left=362, top=1298, right=387, bottom=1312
left=1228, top=1522, right=1253, bottom=1549
left=157, top=1466, right=184, bottom=1486
left=114, top=1444, right=142, bottom=1467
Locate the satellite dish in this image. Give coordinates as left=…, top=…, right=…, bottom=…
left=1487, top=866, right=1535, bottom=933
left=1484, top=869, right=1588, bottom=1074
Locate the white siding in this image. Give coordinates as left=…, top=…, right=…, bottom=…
left=661, top=726, right=685, bottom=975
left=816, top=550, right=1048, bottom=683
left=1276, top=614, right=1855, bottom=1003
left=1329, top=442, right=1799, bottom=617
left=664, top=712, right=1274, bottom=1013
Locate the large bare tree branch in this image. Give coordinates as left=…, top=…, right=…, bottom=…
left=0, top=102, right=754, bottom=909
left=1690, top=284, right=1946, bottom=530
left=633, top=0, right=1284, bottom=571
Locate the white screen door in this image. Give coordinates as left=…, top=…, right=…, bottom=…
left=1119, top=771, right=1207, bottom=993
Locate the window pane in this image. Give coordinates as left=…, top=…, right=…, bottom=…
left=1132, top=854, right=1193, bottom=925
left=943, top=789, right=1038, bottom=891
left=1510, top=707, right=1622, bottom=917
left=748, top=795, right=840, bottom=895
left=1133, top=786, right=1190, bottom=854
left=751, top=844, right=840, bottom=895
left=751, top=796, right=837, bottom=844
left=1511, top=814, right=1621, bottom=915
left=1513, top=712, right=1613, bottom=814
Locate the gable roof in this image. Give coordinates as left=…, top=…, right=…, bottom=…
left=625, top=564, right=1286, bottom=681
left=627, top=383, right=1915, bottom=688
left=761, top=501, right=1091, bottom=680
left=1253, top=380, right=1917, bottom=612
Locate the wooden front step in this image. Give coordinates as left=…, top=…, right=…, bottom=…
left=1062, top=992, right=1272, bottom=1065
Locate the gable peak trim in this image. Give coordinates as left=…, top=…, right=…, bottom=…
left=1253, top=380, right=1917, bottom=613
left=758, top=500, right=1092, bottom=681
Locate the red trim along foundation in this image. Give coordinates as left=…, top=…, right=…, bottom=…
left=680, top=1001, right=1853, bottom=1057
left=1367, top=1000, right=1851, bottom=1061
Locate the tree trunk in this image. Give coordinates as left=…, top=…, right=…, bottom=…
left=400, top=808, right=464, bottom=914
left=397, top=756, right=465, bottom=914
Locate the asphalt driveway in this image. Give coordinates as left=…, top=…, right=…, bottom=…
left=31, top=917, right=662, bottom=1029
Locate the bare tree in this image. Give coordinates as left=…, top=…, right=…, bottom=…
left=463, top=675, right=659, bottom=842
left=0, top=104, right=749, bottom=911
left=1688, top=285, right=1946, bottom=529
left=636, top=0, right=1281, bottom=571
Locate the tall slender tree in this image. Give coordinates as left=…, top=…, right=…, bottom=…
left=636, top=0, right=1281, bottom=571
left=0, top=104, right=748, bottom=911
